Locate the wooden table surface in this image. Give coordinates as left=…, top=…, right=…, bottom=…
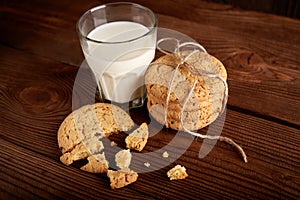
left=1, top=0, right=300, bottom=199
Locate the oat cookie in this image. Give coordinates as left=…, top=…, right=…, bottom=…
left=125, top=123, right=149, bottom=152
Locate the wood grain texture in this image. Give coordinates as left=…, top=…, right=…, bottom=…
left=0, top=44, right=96, bottom=159
left=1, top=0, right=300, bottom=199
left=0, top=139, right=154, bottom=199
left=204, top=0, right=300, bottom=19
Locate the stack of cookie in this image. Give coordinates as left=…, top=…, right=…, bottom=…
left=145, top=51, right=227, bottom=131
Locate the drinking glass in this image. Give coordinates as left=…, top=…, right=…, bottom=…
left=77, top=2, right=157, bottom=109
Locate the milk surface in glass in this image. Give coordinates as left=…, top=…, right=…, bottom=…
left=84, top=21, right=156, bottom=103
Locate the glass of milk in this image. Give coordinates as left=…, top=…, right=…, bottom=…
left=77, top=2, right=157, bottom=109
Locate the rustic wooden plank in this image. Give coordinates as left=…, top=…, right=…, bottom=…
left=204, top=0, right=300, bottom=19
left=1, top=0, right=300, bottom=68
left=1, top=0, right=299, bottom=125
left=1, top=0, right=298, bottom=67
left=0, top=138, right=154, bottom=199
left=0, top=184, right=20, bottom=200
left=0, top=44, right=95, bottom=159
left=0, top=0, right=97, bottom=66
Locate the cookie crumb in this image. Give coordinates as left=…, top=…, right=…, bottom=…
left=110, top=141, right=117, bottom=146
left=167, top=165, right=188, bottom=180
left=144, top=162, right=150, bottom=167
left=162, top=151, right=169, bottom=158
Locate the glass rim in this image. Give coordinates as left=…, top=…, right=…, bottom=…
left=76, top=2, right=158, bottom=45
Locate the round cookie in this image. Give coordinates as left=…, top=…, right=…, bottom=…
left=145, top=51, right=227, bottom=131
left=57, top=103, right=134, bottom=170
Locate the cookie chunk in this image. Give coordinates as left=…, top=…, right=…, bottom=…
left=167, top=165, right=188, bottom=180
left=80, top=153, right=109, bottom=173
left=59, top=134, right=105, bottom=166
left=107, top=170, right=138, bottom=189
left=115, top=149, right=132, bottom=170
left=125, top=123, right=149, bottom=151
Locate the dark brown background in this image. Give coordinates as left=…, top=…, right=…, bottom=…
left=205, top=0, right=300, bottom=19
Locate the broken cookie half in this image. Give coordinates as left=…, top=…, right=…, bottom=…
left=57, top=103, right=134, bottom=173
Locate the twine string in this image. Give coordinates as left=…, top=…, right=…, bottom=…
left=156, top=38, right=247, bottom=163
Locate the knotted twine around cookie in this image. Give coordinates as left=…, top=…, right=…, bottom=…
left=147, top=38, right=247, bottom=163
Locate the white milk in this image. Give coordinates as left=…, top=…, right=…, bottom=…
left=84, top=21, right=156, bottom=103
